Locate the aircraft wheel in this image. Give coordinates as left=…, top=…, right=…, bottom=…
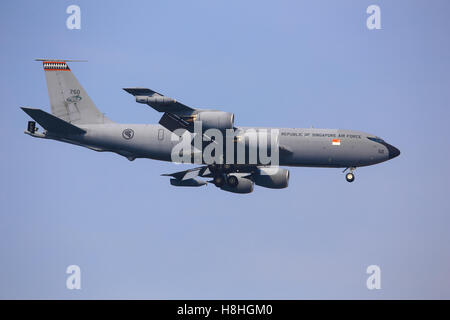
left=214, top=175, right=225, bottom=187
left=227, top=175, right=238, bottom=187
left=346, top=172, right=355, bottom=183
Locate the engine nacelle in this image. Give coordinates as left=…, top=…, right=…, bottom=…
left=220, top=175, right=254, bottom=194
left=253, top=167, right=289, bottom=189
left=196, top=111, right=234, bottom=131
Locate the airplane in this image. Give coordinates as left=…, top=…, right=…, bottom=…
left=21, top=59, right=400, bottom=194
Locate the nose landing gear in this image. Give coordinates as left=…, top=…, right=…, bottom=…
left=343, top=167, right=356, bottom=183
left=345, top=172, right=355, bottom=183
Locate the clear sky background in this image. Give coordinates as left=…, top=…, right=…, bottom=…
left=1, top=0, right=449, bottom=299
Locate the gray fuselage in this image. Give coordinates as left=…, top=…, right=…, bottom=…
left=54, top=124, right=400, bottom=168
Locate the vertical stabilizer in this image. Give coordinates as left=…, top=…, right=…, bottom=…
left=37, top=59, right=113, bottom=124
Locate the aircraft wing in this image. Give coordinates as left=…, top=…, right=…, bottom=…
left=161, top=164, right=254, bottom=186
left=123, top=87, right=195, bottom=114
left=123, top=87, right=234, bottom=139
left=161, top=166, right=214, bottom=187
left=124, top=87, right=198, bottom=133
left=161, top=166, right=212, bottom=180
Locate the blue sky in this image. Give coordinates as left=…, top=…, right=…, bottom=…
left=1, top=0, right=449, bottom=299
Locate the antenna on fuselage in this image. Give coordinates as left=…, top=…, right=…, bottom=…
left=34, top=58, right=88, bottom=62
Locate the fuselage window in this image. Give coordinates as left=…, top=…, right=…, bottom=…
left=158, top=129, right=164, bottom=141
left=367, top=136, right=385, bottom=143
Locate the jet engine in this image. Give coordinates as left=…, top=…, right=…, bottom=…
left=196, top=111, right=234, bottom=131
left=219, top=174, right=254, bottom=194
left=252, top=167, right=289, bottom=189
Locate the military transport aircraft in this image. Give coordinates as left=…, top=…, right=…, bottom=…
left=22, top=59, right=400, bottom=194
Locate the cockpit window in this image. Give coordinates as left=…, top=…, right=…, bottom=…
left=367, top=136, right=385, bottom=143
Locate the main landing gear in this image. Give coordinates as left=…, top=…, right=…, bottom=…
left=213, top=175, right=225, bottom=187
left=343, top=167, right=356, bottom=183
left=211, top=164, right=241, bottom=188
left=213, top=174, right=239, bottom=187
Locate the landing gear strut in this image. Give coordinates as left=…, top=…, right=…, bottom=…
left=213, top=175, right=225, bottom=187
left=343, top=167, right=356, bottom=183
left=214, top=174, right=239, bottom=187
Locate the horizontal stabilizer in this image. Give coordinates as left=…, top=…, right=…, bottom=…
left=21, top=107, right=86, bottom=135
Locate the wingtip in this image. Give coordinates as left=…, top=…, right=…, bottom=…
left=21, top=107, right=38, bottom=112
left=123, top=88, right=134, bottom=94
left=20, top=106, right=32, bottom=112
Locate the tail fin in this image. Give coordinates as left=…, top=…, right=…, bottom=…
left=36, top=59, right=113, bottom=125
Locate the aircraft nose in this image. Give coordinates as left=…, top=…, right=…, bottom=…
left=386, top=143, right=400, bottom=159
